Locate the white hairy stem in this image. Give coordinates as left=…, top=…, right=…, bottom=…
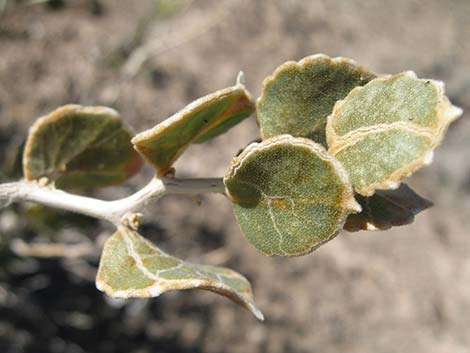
left=0, top=177, right=226, bottom=226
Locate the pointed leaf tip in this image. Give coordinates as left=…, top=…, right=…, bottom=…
left=344, top=184, right=433, bottom=232
left=96, top=227, right=263, bottom=320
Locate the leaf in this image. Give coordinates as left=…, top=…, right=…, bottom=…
left=224, top=135, right=361, bottom=256
left=344, top=184, right=433, bottom=232
left=326, top=71, right=463, bottom=196
left=23, top=105, right=143, bottom=189
left=96, top=227, right=263, bottom=320
left=132, top=81, right=255, bottom=175
left=257, top=54, right=376, bottom=146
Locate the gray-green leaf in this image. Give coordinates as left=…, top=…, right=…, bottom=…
left=327, top=72, right=462, bottom=196
left=224, top=135, right=360, bottom=256
left=132, top=81, right=255, bottom=176
left=23, top=105, right=143, bottom=189
left=257, top=54, right=376, bottom=146
left=96, top=227, right=263, bottom=320
left=344, top=184, right=433, bottom=232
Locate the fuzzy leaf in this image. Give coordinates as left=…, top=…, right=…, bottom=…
left=224, top=135, right=360, bottom=256
left=96, top=227, right=263, bottom=320
left=344, top=184, right=433, bottom=232
left=23, top=105, right=143, bottom=189
left=257, top=54, right=376, bottom=146
left=132, top=83, right=255, bottom=175
left=327, top=72, right=462, bottom=196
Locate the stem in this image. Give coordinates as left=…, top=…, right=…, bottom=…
left=0, top=177, right=226, bottom=226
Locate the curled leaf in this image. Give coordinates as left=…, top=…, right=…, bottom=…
left=344, top=184, right=433, bottom=232
left=224, top=135, right=360, bottom=256
left=23, top=105, right=143, bottom=189
left=132, top=81, right=255, bottom=175
left=257, top=54, right=376, bottom=146
left=327, top=71, right=462, bottom=196
left=96, top=227, right=263, bottom=320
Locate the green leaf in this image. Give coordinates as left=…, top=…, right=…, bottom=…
left=96, top=227, right=263, bottom=320
left=257, top=54, right=376, bottom=146
left=344, top=184, right=433, bottom=232
left=23, top=105, right=143, bottom=189
left=224, top=135, right=360, bottom=256
left=132, top=81, right=255, bottom=175
left=327, top=72, right=462, bottom=196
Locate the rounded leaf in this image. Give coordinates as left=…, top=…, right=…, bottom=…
left=257, top=54, right=376, bottom=146
left=326, top=72, right=463, bottom=196
left=23, top=105, right=143, bottom=189
left=224, top=135, right=360, bottom=256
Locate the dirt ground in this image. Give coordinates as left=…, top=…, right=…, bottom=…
left=0, top=0, right=469, bottom=352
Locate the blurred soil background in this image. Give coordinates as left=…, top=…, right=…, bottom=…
left=0, top=0, right=469, bottom=352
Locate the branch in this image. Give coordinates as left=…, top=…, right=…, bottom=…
left=0, top=177, right=225, bottom=226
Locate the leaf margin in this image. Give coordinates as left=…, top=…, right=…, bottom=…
left=256, top=53, right=377, bottom=145
left=224, top=134, right=361, bottom=256
left=326, top=71, right=463, bottom=196
left=22, top=104, right=142, bottom=188
left=344, top=183, right=433, bottom=232
left=132, top=82, right=255, bottom=176
left=96, top=226, right=264, bottom=321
